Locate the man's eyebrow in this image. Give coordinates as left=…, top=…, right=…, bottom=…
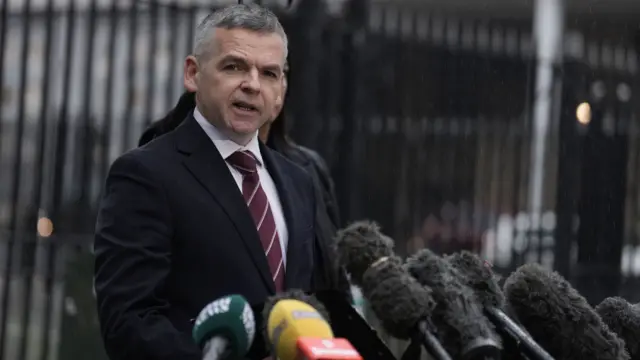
left=219, top=55, right=248, bottom=64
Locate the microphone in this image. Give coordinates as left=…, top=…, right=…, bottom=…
left=192, top=294, right=256, bottom=360
left=596, top=297, right=640, bottom=359
left=335, top=221, right=395, bottom=285
left=504, top=263, right=629, bottom=360
left=335, top=221, right=452, bottom=360
left=446, top=251, right=554, bottom=360
left=261, top=289, right=331, bottom=345
left=261, top=289, right=395, bottom=360
left=266, top=298, right=362, bottom=360
left=405, top=249, right=502, bottom=360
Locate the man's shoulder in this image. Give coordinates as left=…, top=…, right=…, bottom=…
left=111, top=132, right=178, bottom=174
left=294, top=145, right=327, bottom=169
left=265, top=146, right=313, bottom=184
left=291, top=145, right=332, bottom=184
left=264, top=146, right=317, bottom=210
left=138, top=127, right=177, bottom=153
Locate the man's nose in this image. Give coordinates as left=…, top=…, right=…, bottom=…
left=241, top=68, right=261, bottom=93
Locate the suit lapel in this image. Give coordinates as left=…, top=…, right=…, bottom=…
left=175, top=116, right=275, bottom=292
left=259, top=143, right=306, bottom=290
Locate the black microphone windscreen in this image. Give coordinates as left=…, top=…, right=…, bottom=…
left=362, top=255, right=436, bottom=339
left=448, top=252, right=555, bottom=360
left=504, top=263, right=629, bottom=360
left=260, top=289, right=331, bottom=346
left=446, top=251, right=505, bottom=309
left=596, top=297, right=640, bottom=359
left=405, top=249, right=501, bottom=358
left=335, top=220, right=394, bottom=286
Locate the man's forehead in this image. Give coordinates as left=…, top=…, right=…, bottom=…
left=214, top=27, right=286, bottom=64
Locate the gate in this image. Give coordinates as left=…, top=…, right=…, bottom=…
left=1, top=0, right=640, bottom=358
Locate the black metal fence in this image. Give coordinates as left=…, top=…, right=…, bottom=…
left=2, top=0, right=640, bottom=358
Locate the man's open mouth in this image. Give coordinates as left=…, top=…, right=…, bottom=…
left=232, top=101, right=258, bottom=112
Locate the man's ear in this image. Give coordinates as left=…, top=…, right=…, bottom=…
left=275, top=94, right=283, bottom=108
left=273, top=76, right=285, bottom=114
left=183, top=55, right=199, bottom=92
left=276, top=75, right=287, bottom=107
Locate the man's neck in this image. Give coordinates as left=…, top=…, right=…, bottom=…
left=224, top=130, right=253, bottom=147
left=259, top=123, right=271, bottom=143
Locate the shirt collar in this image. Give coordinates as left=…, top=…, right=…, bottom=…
left=193, top=107, right=264, bottom=166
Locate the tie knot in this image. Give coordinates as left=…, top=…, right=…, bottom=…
left=227, top=150, right=258, bottom=175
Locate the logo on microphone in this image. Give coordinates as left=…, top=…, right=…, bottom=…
left=194, top=297, right=231, bottom=327
left=291, top=310, right=323, bottom=320
left=241, top=303, right=255, bottom=341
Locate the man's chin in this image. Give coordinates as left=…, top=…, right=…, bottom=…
left=224, top=120, right=264, bottom=142
left=230, top=125, right=260, bottom=136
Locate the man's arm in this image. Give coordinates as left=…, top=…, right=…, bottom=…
left=94, top=152, right=201, bottom=360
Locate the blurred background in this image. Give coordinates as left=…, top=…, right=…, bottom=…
left=2, top=0, right=640, bottom=358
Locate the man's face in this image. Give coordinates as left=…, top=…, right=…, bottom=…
left=184, top=28, right=286, bottom=144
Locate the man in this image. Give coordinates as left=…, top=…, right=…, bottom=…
left=94, top=5, right=318, bottom=359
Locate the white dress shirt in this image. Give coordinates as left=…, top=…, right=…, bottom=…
left=193, top=108, right=288, bottom=268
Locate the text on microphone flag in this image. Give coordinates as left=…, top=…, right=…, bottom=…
left=296, top=337, right=362, bottom=360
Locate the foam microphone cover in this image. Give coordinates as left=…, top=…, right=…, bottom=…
left=596, top=297, right=640, bottom=360
left=445, top=251, right=505, bottom=309
left=335, top=222, right=450, bottom=359
left=192, top=294, right=256, bottom=358
left=261, top=289, right=331, bottom=347
left=504, top=263, right=629, bottom=360
left=447, top=251, right=553, bottom=360
left=361, top=255, right=436, bottom=339
left=266, top=299, right=334, bottom=360
left=405, top=249, right=501, bottom=359
left=334, top=220, right=395, bottom=286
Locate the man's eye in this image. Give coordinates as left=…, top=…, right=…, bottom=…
left=263, top=71, right=278, bottom=78
left=224, top=64, right=240, bottom=71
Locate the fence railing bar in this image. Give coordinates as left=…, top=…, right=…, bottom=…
left=185, top=6, right=197, bottom=64
left=0, top=0, right=9, bottom=157
left=164, top=3, right=180, bottom=112
left=0, top=0, right=35, bottom=354
left=79, top=0, right=99, bottom=204
left=41, top=1, right=79, bottom=358
left=15, top=0, right=57, bottom=357
left=121, top=2, right=139, bottom=153
left=97, top=0, right=120, bottom=189
left=143, top=1, right=159, bottom=128
left=388, top=5, right=406, bottom=238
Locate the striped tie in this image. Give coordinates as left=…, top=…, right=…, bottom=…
left=227, top=150, right=284, bottom=291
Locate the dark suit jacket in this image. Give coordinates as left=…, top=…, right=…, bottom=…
left=94, top=115, right=317, bottom=360
left=138, top=92, right=350, bottom=299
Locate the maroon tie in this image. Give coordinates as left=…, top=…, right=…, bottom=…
left=227, top=150, right=285, bottom=291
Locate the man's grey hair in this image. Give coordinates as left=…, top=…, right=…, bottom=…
left=193, top=4, right=288, bottom=61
